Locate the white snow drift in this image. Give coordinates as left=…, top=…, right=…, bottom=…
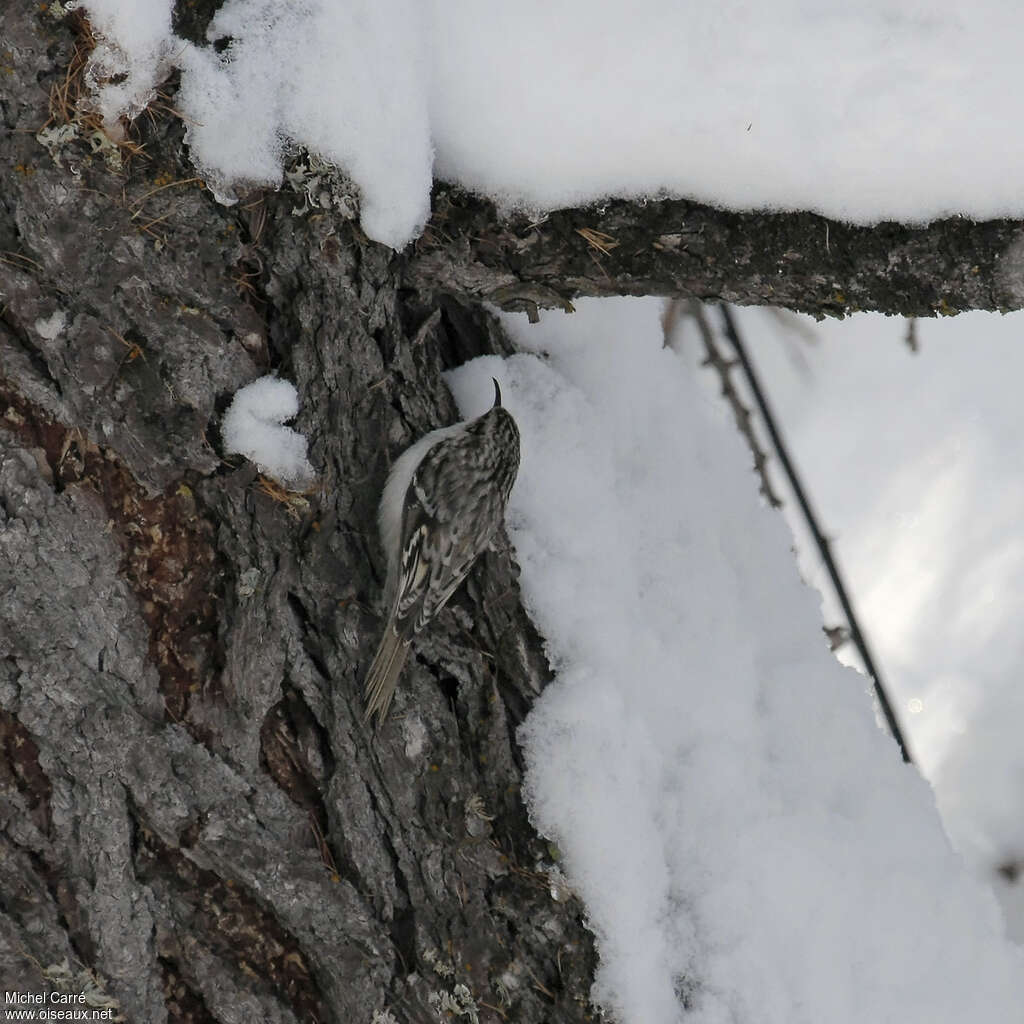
left=447, top=300, right=1024, bottom=1024
left=80, top=0, right=1024, bottom=247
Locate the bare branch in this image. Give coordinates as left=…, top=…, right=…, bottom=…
left=664, top=300, right=782, bottom=508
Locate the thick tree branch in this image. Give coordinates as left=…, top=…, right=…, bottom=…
left=406, top=186, right=1024, bottom=318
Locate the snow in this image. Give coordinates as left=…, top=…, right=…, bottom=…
left=221, top=376, right=314, bottom=489
left=75, top=0, right=175, bottom=122
left=447, top=300, right=1024, bottom=1024
left=714, top=307, right=1024, bottom=940
left=79, top=0, right=1024, bottom=247
left=174, top=0, right=431, bottom=245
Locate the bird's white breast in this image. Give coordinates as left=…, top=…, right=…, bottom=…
left=378, top=420, right=468, bottom=603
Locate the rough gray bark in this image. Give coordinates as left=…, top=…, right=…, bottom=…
left=3, top=6, right=1022, bottom=1023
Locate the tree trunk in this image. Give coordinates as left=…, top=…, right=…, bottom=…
left=1, top=10, right=594, bottom=1023
left=2, top=7, right=1019, bottom=1023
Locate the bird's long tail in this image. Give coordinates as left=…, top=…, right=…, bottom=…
left=363, top=616, right=411, bottom=723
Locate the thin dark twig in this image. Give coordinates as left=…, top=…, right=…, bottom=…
left=718, top=304, right=913, bottom=765
left=666, top=299, right=783, bottom=508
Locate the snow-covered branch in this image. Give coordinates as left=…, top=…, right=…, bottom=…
left=407, top=186, right=1024, bottom=318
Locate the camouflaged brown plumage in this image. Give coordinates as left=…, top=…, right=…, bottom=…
left=364, top=379, right=520, bottom=721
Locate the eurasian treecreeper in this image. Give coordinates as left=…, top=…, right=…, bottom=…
left=364, top=379, right=520, bottom=721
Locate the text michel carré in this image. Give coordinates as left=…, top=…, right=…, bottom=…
left=5, top=993, right=89, bottom=1004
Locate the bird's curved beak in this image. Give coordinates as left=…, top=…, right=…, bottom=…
left=492, top=377, right=502, bottom=408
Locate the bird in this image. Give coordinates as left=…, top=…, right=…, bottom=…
left=363, top=378, right=521, bottom=722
